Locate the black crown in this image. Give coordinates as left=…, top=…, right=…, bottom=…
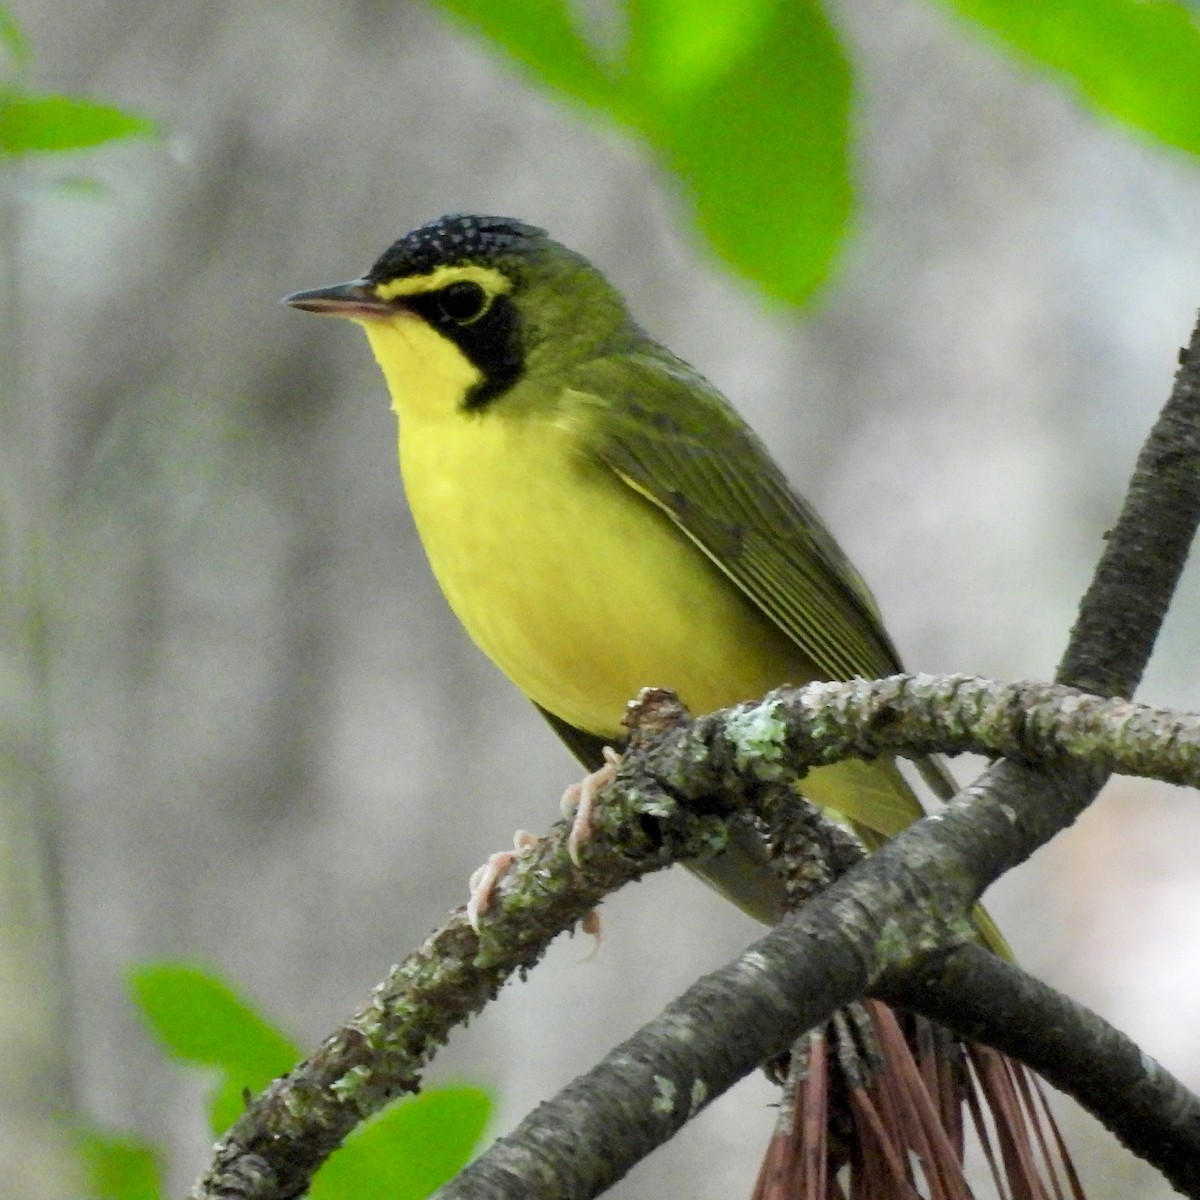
left=367, top=214, right=546, bottom=283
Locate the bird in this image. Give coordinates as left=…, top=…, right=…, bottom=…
left=284, top=214, right=1086, bottom=1198
left=283, top=213, right=1006, bottom=948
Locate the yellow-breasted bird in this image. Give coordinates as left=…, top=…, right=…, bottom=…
left=285, top=214, right=1080, bottom=1196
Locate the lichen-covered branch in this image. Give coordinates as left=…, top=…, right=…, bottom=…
left=187, top=804, right=733, bottom=1200
left=434, top=871, right=1200, bottom=1200
left=636, top=674, right=1200, bottom=798
left=428, top=891, right=896, bottom=1200
left=189, top=672, right=1200, bottom=1200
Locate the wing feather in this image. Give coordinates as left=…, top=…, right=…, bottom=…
left=548, top=354, right=1007, bottom=950
left=565, top=353, right=904, bottom=684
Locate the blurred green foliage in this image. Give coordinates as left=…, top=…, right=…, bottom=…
left=434, top=0, right=850, bottom=305
left=0, top=2, right=152, bottom=157
left=129, top=964, right=301, bottom=1134
left=79, top=964, right=491, bottom=1200
left=938, top=0, right=1200, bottom=157
left=0, top=92, right=153, bottom=156
left=77, top=1132, right=163, bottom=1200
left=430, top=0, right=1200, bottom=306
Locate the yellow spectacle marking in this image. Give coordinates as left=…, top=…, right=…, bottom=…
left=372, top=264, right=512, bottom=302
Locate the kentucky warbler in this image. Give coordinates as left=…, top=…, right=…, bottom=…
left=285, top=214, right=1005, bottom=953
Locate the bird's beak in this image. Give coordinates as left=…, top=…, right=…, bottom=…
left=282, top=279, right=394, bottom=320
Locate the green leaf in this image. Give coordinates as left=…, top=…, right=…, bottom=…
left=130, top=963, right=298, bottom=1080
left=425, top=0, right=852, bottom=305
left=433, top=0, right=617, bottom=109
left=626, top=0, right=779, bottom=97
left=0, top=91, right=154, bottom=155
left=131, top=963, right=301, bottom=1133
left=310, top=1087, right=491, bottom=1200
left=937, top=0, right=1200, bottom=156
left=77, top=1129, right=164, bottom=1200
left=0, top=5, right=30, bottom=67
left=645, top=0, right=851, bottom=304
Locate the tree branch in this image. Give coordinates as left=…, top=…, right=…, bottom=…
left=434, top=887, right=1200, bottom=1199
left=642, top=674, right=1200, bottom=794
left=881, top=945, right=1200, bottom=1194
left=1058, top=332, right=1200, bottom=696
left=186, top=796, right=727, bottom=1200
left=189, top=672, right=1200, bottom=1200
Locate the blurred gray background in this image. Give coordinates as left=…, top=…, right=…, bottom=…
left=3, top=1, right=1200, bottom=1197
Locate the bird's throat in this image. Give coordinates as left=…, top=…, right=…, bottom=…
left=362, top=316, right=482, bottom=422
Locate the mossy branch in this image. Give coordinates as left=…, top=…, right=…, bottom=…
left=190, top=673, right=1200, bottom=1200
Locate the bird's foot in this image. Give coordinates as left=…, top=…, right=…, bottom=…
left=466, top=828, right=541, bottom=932
left=465, top=826, right=604, bottom=947
left=560, top=745, right=622, bottom=865
left=466, top=749, right=620, bottom=939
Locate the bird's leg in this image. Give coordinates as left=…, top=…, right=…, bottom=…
left=466, top=827, right=604, bottom=948
left=561, top=745, right=622, bottom=865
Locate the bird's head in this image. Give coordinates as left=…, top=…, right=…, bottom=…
left=285, top=214, right=635, bottom=417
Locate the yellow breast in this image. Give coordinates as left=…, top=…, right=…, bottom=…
left=362, top=312, right=807, bottom=737
left=403, top=409, right=807, bottom=735
left=361, top=313, right=932, bottom=873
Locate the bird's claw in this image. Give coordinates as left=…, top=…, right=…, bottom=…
left=467, top=748, right=621, bottom=940
left=561, top=745, right=622, bottom=866
left=466, top=828, right=541, bottom=932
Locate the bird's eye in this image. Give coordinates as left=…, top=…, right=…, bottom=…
left=438, top=281, right=488, bottom=324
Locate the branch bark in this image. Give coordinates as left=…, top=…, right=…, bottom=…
left=188, top=676, right=1200, bottom=1198
left=434, top=893, right=1200, bottom=1200
left=881, top=944, right=1200, bottom=1192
